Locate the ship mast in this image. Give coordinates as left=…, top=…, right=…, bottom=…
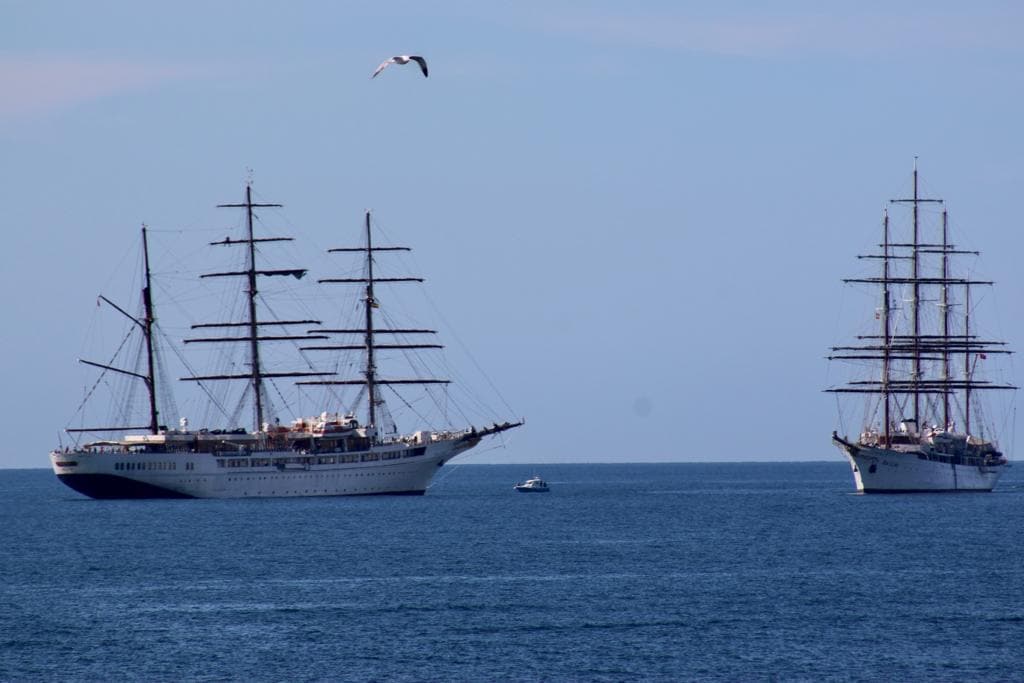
left=940, top=209, right=951, bottom=429
left=827, top=164, right=1015, bottom=435
left=889, top=158, right=943, bottom=430
left=364, top=212, right=379, bottom=427
left=212, top=184, right=281, bottom=430
left=964, top=283, right=972, bottom=434
left=141, top=225, right=160, bottom=434
left=241, top=185, right=269, bottom=429
left=182, top=182, right=332, bottom=432
left=911, top=161, right=920, bottom=426
left=71, top=225, right=162, bottom=434
left=299, top=211, right=448, bottom=438
left=881, top=210, right=891, bottom=445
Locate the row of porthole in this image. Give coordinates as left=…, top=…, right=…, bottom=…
left=216, top=450, right=420, bottom=468
left=117, top=462, right=197, bottom=472
left=115, top=461, right=177, bottom=471
left=227, top=469, right=406, bottom=494
left=225, top=476, right=387, bottom=482
left=241, top=488, right=388, bottom=496
left=224, top=471, right=402, bottom=482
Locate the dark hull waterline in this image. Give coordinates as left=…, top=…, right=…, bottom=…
left=56, top=474, right=427, bottom=500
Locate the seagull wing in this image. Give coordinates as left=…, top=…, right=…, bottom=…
left=371, top=58, right=394, bottom=78
left=409, top=55, right=428, bottom=78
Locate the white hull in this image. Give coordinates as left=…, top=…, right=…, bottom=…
left=50, top=438, right=473, bottom=499
left=835, top=443, right=1004, bottom=492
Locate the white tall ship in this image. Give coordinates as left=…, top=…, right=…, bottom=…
left=827, top=163, right=1014, bottom=492
left=50, top=185, right=521, bottom=499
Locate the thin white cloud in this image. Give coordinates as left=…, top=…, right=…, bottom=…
left=0, top=57, right=208, bottom=118
left=536, top=10, right=1024, bottom=59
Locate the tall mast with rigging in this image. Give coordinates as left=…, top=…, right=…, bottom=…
left=964, top=283, right=972, bottom=435
left=182, top=182, right=332, bottom=432
left=940, top=208, right=951, bottom=429
left=881, top=210, right=891, bottom=445
left=299, top=211, right=448, bottom=435
left=238, top=184, right=271, bottom=430
left=141, top=225, right=159, bottom=434
left=888, top=159, right=943, bottom=429
left=72, top=225, right=162, bottom=434
left=363, top=212, right=379, bottom=427
left=829, top=165, right=1014, bottom=435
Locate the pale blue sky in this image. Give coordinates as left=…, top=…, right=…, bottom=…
left=3, top=1, right=1024, bottom=468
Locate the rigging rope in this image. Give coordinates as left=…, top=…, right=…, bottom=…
left=66, top=326, right=136, bottom=428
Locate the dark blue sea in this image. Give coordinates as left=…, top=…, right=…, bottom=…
left=3, top=462, right=1024, bottom=682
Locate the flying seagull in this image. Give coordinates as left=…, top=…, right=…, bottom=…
left=372, top=55, right=428, bottom=79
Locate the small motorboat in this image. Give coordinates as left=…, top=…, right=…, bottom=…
left=514, top=476, right=549, bottom=492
